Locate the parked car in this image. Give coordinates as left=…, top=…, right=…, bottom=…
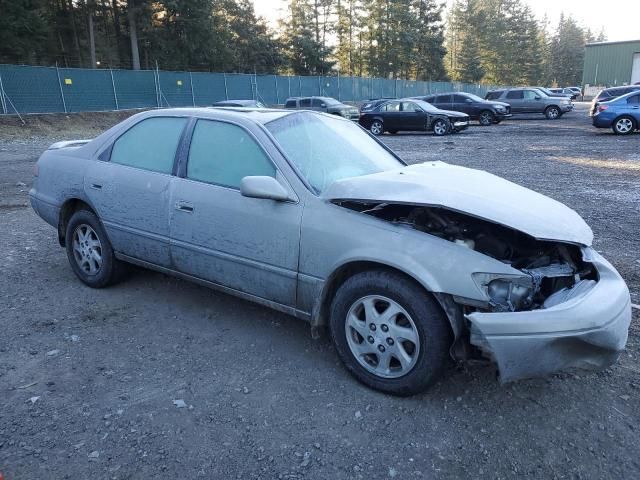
left=485, top=88, right=573, bottom=119
left=548, top=88, right=579, bottom=100
left=284, top=96, right=359, bottom=120
left=30, top=108, right=631, bottom=395
left=358, top=98, right=469, bottom=136
left=591, top=90, right=640, bottom=134
left=415, top=92, right=511, bottom=125
left=212, top=99, right=265, bottom=108
left=590, top=85, right=640, bottom=116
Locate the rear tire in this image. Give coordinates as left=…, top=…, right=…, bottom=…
left=545, top=106, right=561, bottom=120
left=329, top=270, right=452, bottom=396
left=65, top=209, right=125, bottom=288
left=612, top=116, right=635, bottom=135
left=370, top=120, right=384, bottom=136
left=478, top=110, right=494, bottom=126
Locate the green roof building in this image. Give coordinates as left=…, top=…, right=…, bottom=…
left=582, top=40, right=640, bottom=87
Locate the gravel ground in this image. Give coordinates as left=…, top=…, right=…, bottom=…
left=0, top=105, right=639, bottom=479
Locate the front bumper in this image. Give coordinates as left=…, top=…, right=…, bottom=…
left=560, top=104, right=574, bottom=112
left=467, top=248, right=631, bottom=383
left=494, top=112, right=512, bottom=120
left=453, top=120, right=469, bottom=131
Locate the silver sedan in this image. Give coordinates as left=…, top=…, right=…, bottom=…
left=30, top=107, right=631, bottom=395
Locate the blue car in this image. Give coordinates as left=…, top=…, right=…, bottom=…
left=592, top=90, right=640, bottom=135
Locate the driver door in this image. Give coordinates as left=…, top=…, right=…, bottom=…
left=169, top=119, right=302, bottom=307
left=400, top=101, right=427, bottom=130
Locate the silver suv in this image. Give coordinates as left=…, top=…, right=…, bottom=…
left=485, top=88, right=573, bottom=119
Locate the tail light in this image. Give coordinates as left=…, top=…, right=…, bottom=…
left=598, top=105, right=608, bottom=112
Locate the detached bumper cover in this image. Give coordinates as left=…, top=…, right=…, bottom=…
left=561, top=104, right=574, bottom=112
left=467, top=248, right=631, bottom=383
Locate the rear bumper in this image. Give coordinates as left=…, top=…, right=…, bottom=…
left=592, top=113, right=613, bottom=128
left=30, top=189, right=60, bottom=229
left=467, top=248, right=631, bottom=383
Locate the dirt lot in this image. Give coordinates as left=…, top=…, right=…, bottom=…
left=1, top=105, right=639, bottom=479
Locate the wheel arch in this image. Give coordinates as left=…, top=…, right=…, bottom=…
left=311, top=260, right=462, bottom=356
left=58, top=197, right=98, bottom=247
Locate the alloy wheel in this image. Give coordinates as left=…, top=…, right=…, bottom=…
left=344, top=295, right=420, bottom=379
left=72, top=224, right=103, bottom=275
left=370, top=121, right=383, bottom=135
left=615, top=118, right=633, bottom=134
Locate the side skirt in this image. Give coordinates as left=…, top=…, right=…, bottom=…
left=115, top=253, right=312, bottom=323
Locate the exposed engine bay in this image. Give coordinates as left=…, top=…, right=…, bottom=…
left=335, top=200, right=597, bottom=312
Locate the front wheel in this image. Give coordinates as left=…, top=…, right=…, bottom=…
left=612, top=116, right=635, bottom=135
left=65, top=209, right=124, bottom=288
left=478, top=110, right=494, bottom=126
left=330, top=270, right=452, bottom=396
left=432, top=118, right=450, bottom=136
left=370, top=120, right=384, bottom=136
left=545, top=106, right=561, bottom=120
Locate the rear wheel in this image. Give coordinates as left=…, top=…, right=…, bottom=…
left=478, top=110, right=494, bottom=126
left=432, top=118, right=450, bottom=136
left=65, top=209, right=124, bottom=288
left=370, top=120, right=384, bottom=136
left=612, top=116, right=635, bottom=135
left=545, top=106, right=561, bottom=120
left=330, top=270, right=452, bottom=396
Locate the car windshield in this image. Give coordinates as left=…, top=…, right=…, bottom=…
left=465, top=93, right=484, bottom=102
left=411, top=99, right=439, bottom=112
left=320, top=97, right=341, bottom=106
left=266, top=112, right=403, bottom=193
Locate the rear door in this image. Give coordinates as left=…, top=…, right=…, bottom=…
left=505, top=90, right=525, bottom=112
left=432, top=94, right=452, bottom=110
left=625, top=94, right=640, bottom=122
left=85, top=116, right=187, bottom=266
left=169, top=119, right=302, bottom=307
left=400, top=101, right=427, bottom=130
left=380, top=101, right=402, bottom=130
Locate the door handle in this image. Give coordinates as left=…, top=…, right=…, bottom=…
left=90, top=183, right=102, bottom=190
left=175, top=201, right=194, bottom=213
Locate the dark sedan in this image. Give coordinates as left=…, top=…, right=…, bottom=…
left=358, top=98, right=469, bottom=136
left=416, top=92, right=511, bottom=125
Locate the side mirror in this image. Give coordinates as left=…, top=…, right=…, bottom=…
left=240, top=176, right=291, bottom=202
left=320, top=103, right=327, bottom=108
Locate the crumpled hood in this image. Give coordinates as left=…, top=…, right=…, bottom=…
left=322, top=162, right=593, bottom=246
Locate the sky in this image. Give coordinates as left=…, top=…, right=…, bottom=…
left=253, top=0, right=640, bottom=43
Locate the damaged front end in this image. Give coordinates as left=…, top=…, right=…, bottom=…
left=335, top=200, right=631, bottom=382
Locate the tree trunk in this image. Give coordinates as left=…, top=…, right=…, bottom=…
left=127, top=0, right=140, bottom=70
left=111, top=0, right=125, bottom=66
left=88, top=9, right=96, bottom=68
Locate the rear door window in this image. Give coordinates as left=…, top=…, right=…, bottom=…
left=285, top=99, right=297, bottom=108
left=311, top=98, right=326, bottom=108
left=186, top=120, right=276, bottom=189
left=110, top=117, right=187, bottom=174
left=627, top=95, right=640, bottom=104
left=299, top=98, right=311, bottom=108
left=401, top=101, right=421, bottom=112
left=434, top=94, right=451, bottom=103
left=452, top=94, right=469, bottom=103
left=506, top=90, right=524, bottom=99
left=382, top=102, right=400, bottom=112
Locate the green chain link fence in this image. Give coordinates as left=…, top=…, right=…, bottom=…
left=0, top=64, right=502, bottom=115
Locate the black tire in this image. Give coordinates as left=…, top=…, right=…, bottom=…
left=544, top=106, right=561, bottom=120
left=370, top=120, right=384, bottom=136
left=432, top=118, right=450, bottom=136
left=478, top=110, right=494, bottom=126
left=329, top=270, right=452, bottom=396
left=612, top=116, right=636, bottom=135
left=65, top=209, right=125, bottom=288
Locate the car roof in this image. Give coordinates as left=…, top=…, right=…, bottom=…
left=140, top=107, right=295, bottom=125
left=213, top=99, right=259, bottom=106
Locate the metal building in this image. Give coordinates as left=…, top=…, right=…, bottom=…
left=582, top=39, right=640, bottom=87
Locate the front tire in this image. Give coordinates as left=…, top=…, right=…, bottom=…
left=330, top=270, right=452, bottom=396
left=370, top=120, right=384, bottom=136
left=432, top=118, right=450, bottom=136
left=545, top=106, right=561, bottom=120
left=612, top=116, right=635, bottom=135
left=478, top=110, right=494, bottom=126
left=65, top=209, right=124, bottom=288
